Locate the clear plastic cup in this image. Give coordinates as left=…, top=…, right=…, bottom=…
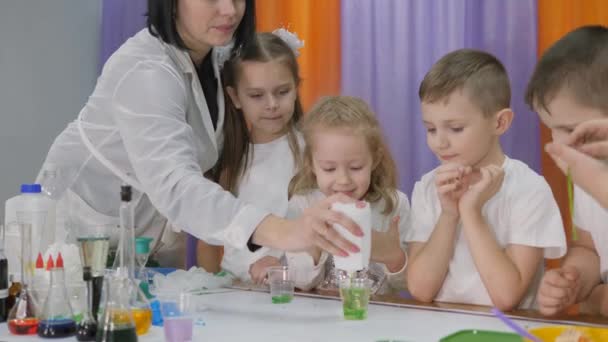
left=339, top=277, right=372, bottom=320
left=157, top=292, right=194, bottom=342
left=267, top=266, right=294, bottom=304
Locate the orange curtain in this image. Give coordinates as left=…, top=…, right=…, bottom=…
left=255, top=0, right=341, bottom=111
left=538, top=0, right=608, bottom=265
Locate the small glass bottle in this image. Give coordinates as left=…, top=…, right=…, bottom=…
left=37, top=253, right=76, bottom=338
left=7, top=274, right=21, bottom=313
left=0, top=224, right=9, bottom=322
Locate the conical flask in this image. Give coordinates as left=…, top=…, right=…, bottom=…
left=96, top=272, right=137, bottom=342
left=7, top=209, right=39, bottom=335
left=76, top=266, right=97, bottom=341
left=38, top=253, right=76, bottom=338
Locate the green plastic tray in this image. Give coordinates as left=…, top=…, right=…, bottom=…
left=441, top=329, right=523, bottom=341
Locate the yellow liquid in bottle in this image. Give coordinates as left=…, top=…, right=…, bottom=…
left=131, top=308, right=152, bottom=335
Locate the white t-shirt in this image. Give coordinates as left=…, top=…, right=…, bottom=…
left=406, top=156, right=567, bottom=308
left=220, top=135, right=299, bottom=281
left=574, top=186, right=608, bottom=283
left=286, top=189, right=411, bottom=292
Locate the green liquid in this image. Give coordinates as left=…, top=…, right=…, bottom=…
left=73, top=313, right=84, bottom=323
left=95, top=327, right=137, bottom=342
left=343, top=306, right=367, bottom=320
left=340, top=287, right=369, bottom=320
left=271, top=294, right=293, bottom=304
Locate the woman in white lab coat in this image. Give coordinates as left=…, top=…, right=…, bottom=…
left=39, top=0, right=360, bottom=267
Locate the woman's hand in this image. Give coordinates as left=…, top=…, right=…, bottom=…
left=545, top=142, right=608, bottom=209
left=253, top=194, right=363, bottom=256
left=289, top=193, right=363, bottom=256
left=566, top=118, right=608, bottom=159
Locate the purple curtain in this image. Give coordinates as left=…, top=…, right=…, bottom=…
left=99, top=0, right=147, bottom=71
left=341, top=0, right=540, bottom=196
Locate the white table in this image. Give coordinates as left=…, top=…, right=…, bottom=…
left=0, top=289, right=558, bottom=341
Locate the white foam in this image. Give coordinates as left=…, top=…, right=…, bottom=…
left=151, top=267, right=233, bottom=294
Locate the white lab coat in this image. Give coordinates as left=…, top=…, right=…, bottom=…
left=39, top=29, right=268, bottom=266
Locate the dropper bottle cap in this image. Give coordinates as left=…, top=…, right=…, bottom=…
left=36, top=253, right=44, bottom=269
left=121, top=185, right=132, bottom=202
left=56, top=253, right=64, bottom=269
left=46, top=255, right=54, bottom=271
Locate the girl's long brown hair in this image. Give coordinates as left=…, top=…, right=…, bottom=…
left=288, top=96, right=398, bottom=214
left=211, top=32, right=303, bottom=193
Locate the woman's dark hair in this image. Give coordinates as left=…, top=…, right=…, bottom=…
left=146, top=0, right=256, bottom=51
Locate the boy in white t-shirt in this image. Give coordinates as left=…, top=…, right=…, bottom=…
left=528, top=25, right=608, bottom=317
left=405, top=49, right=567, bottom=310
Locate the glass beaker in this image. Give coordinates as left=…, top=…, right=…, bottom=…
left=96, top=272, right=137, bottom=342
left=339, top=276, right=372, bottom=320
left=157, top=291, right=195, bottom=342
left=37, top=253, right=76, bottom=338
left=267, top=266, right=294, bottom=304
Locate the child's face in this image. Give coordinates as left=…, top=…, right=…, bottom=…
left=422, top=91, right=500, bottom=168
left=536, top=88, right=606, bottom=144
left=310, top=128, right=373, bottom=200
left=227, top=59, right=297, bottom=143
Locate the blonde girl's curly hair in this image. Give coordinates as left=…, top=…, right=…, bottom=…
left=288, top=96, right=398, bottom=214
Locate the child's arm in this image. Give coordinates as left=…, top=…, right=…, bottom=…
left=285, top=249, right=328, bottom=291
left=581, top=284, right=608, bottom=316
left=373, top=192, right=411, bottom=290
left=196, top=240, right=223, bottom=274
left=371, top=216, right=406, bottom=271
left=406, top=213, right=459, bottom=302
left=460, top=165, right=542, bottom=311
left=538, top=229, right=600, bottom=315
left=372, top=216, right=407, bottom=290
left=565, top=229, right=602, bottom=313
left=406, top=164, right=469, bottom=302
left=461, top=212, right=542, bottom=311
left=284, top=193, right=328, bottom=290
left=249, top=254, right=282, bottom=284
